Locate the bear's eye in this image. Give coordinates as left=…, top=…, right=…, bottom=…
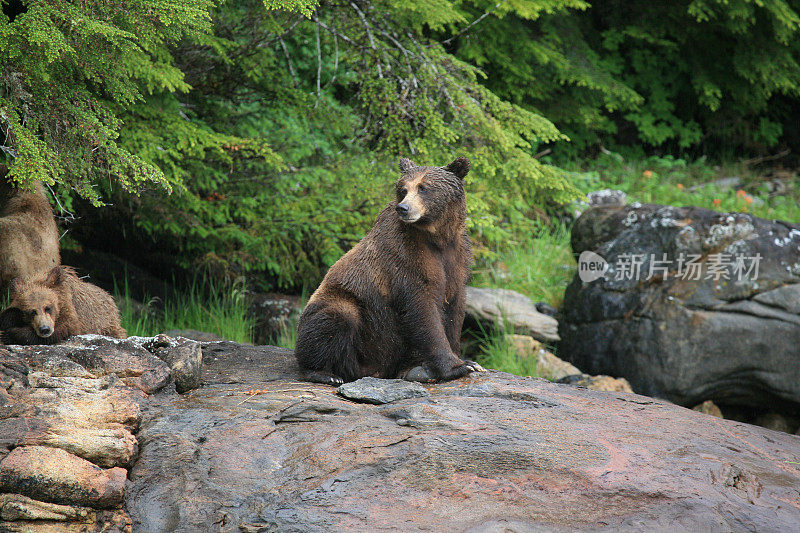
left=400, top=188, right=408, bottom=196
left=418, top=184, right=427, bottom=193
left=44, top=306, right=52, bottom=314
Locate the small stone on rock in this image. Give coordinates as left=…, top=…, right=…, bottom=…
left=337, top=377, right=430, bottom=404
left=403, top=366, right=436, bottom=383
left=692, top=400, right=724, bottom=418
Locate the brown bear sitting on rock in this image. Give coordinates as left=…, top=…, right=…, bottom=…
left=0, top=266, right=126, bottom=345
left=295, top=156, right=485, bottom=385
left=0, top=164, right=61, bottom=296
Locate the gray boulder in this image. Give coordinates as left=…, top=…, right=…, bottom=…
left=465, top=286, right=560, bottom=342
left=560, top=203, right=800, bottom=412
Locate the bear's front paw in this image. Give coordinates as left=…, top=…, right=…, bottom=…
left=431, top=360, right=484, bottom=382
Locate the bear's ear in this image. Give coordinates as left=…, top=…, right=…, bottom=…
left=445, top=157, right=470, bottom=179
left=44, top=266, right=63, bottom=287
left=399, top=158, right=416, bottom=173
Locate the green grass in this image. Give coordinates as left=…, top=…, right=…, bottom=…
left=472, top=223, right=575, bottom=307
left=115, top=276, right=255, bottom=344
left=473, top=325, right=540, bottom=378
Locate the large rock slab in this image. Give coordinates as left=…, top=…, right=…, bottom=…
left=200, top=341, right=298, bottom=384
left=125, top=341, right=800, bottom=532
left=465, top=286, right=560, bottom=342
left=0, top=334, right=202, bottom=532
left=560, top=204, right=800, bottom=412
left=0, top=446, right=126, bottom=508
left=3, top=335, right=172, bottom=394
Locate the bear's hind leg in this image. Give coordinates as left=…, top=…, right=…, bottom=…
left=295, top=300, right=364, bottom=385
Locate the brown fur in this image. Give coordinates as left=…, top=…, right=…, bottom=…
left=0, top=266, right=127, bottom=345
left=295, top=157, right=477, bottom=384
left=0, top=164, right=61, bottom=295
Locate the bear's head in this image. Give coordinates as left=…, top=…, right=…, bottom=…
left=395, top=156, right=470, bottom=225
left=5, top=266, right=64, bottom=339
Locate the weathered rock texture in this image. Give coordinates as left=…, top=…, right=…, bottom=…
left=145, top=335, right=203, bottom=393
left=465, top=286, right=560, bottom=342
left=125, top=342, right=800, bottom=532
left=561, top=204, right=800, bottom=413
left=557, top=373, right=634, bottom=393
left=2, top=336, right=800, bottom=532
left=0, top=335, right=202, bottom=532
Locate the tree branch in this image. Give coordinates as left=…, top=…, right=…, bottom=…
left=313, top=15, right=322, bottom=107
left=349, top=1, right=383, bottom=78
left=441, top=2, right=507, bottom=45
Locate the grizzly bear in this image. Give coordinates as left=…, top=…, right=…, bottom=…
left=295, top=156, right=484, bottom=384
left=0, top=164, right=61, bottom=296
left=0, top=266, right=126, bottom=345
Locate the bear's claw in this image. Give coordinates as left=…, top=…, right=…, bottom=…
left=303, top=371, right=345, bottom=386
left=464, top=360, right=487, bottom=373
left=403, top=360, right=488, bottom=382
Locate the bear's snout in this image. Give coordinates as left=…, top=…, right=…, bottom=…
left=396, top=200, right=423, bottom=223
left=38, top=325, right=53, bottom=337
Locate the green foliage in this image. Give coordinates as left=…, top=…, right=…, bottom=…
left=7, top=0, right=800, bottom=296
left=474, top=324, right=540, bottom=378
left=262, top=0, right=318, bottom=17
left=115, top=275, right=254, bottom=343
left=567, top=152, right=800, bottom=223
left=472, top=223, right=575, bottom=307
left=452, top=1, right=642, bottom=151
left=74, top=0, right=580, bottom=290
left=0, top=0, right=217, bottom=201
left=595, top=1, right=800, bottom=151
left=450, top=0, right=800, bottom=154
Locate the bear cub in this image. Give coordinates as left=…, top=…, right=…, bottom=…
left=0, top=266, right=127, bottom=345
left=295, top=156, right=484, bottom=384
